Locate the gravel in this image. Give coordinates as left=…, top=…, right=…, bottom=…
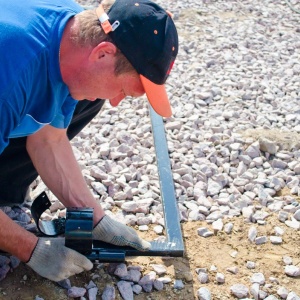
left=1, top=0, right=300, bottom=299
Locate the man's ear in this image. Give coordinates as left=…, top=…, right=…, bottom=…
left=89, top=42, right=117, bottom=61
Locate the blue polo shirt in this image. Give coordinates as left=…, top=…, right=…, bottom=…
left=0, top=0, right=84, bottom=154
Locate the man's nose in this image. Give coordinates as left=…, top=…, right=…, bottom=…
left=109, top=94, right=125, bottom=107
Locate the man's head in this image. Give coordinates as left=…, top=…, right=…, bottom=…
left=70, top=0, right=178, bottom=117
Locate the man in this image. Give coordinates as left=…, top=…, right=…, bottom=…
left=0, top=0, right=178, bottom=282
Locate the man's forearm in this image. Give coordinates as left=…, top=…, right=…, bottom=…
left=0, top=210, right=38, bottom=261
left=26, top=126, right=105, bottom=225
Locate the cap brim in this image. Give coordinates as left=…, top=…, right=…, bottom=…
left=140, top=75, right=172, bottom=117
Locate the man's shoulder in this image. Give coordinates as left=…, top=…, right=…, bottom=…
left=0, top=0, right=83, bottom=13
left=0, top=0, right=83, bottom=37
left=0, top=0, right=81, bottom=39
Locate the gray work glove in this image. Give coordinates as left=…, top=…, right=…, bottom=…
left=27, top=238, right=93, bottom=282
left=93, top=215, right=151, bottom=251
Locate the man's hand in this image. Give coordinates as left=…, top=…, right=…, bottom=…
left=27, top=126, right=105, bottom=225
left=27, top=238, right=93, bottom=281
left=93, top=215, right=151, bottom=251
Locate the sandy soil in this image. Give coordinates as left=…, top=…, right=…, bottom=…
left=0, top=191, right=299, bottom=300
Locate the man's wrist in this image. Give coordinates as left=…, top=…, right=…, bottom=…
left=17, top=233, right=39, bottom=263
left=93, top=207, right=105, bottom=226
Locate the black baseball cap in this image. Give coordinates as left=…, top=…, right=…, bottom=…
left=96, top=0, right=178, bottom=117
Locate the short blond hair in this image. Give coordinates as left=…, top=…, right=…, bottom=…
left=72, top=0, right=135, bottom=75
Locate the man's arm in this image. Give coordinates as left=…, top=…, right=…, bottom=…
left=0, top=210, right=38, bottom=262
left=0, top=210, right=93, bottom=281
left=26, top=124, right=105, bottom=225
left=27, top=124, right=150, bottom=251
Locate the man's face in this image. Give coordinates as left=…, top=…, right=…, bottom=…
left=67, top=55, right=145, bottom=106
left=108, top=71, right=145, bottom=107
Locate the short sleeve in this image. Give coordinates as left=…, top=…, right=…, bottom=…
left=0, top=100, right=18, bottom=154
left=50, top=96, right=78, bottom=129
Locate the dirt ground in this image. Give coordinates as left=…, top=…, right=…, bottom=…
left=0, top=190, right=299, bottom=300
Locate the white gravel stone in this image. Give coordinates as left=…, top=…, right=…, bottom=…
left=259, top=138, right=277, bottom=154
left=153, top=225, right=164, bottom=234
left=230, top=251, right=238, bottom=258
left=197, top=287, right=211, bottom=300
left=87, top=287, right=98, bottom=300
left=121, top=201, right=137, bottom=213
left=197, top=227, right=214, bottom=238
left=216, top=273, right=225, bottom=284
left=250, top=283, right=260, bottom=300
left=173, top=279, right=184, bottom=290
left=274, top=226, right=285, bottom=236
left=156, top=277, right=172, bottom=284
left=114, top=264, right=128, bottom=278
left=293, top=209, right=300, bottom=221
left=67, top=287, right=86, bottom=298
left=285, top=265, right=300, bottom=277
left=277, top=286, right=289, bottom=299
left=283, top=256, right=293, bottom=265
left=255, top=236, right=268, bottom=245
left=212, top=219, right=223, bottom=232
left=264, top=296, right=279, bottom=300
left=246, top=261, right=256, bottom=269
left=150, top=264, right=167, bottom=276
left=117, top=281, right=133, bottom=300
left=279, top=211, right=289, bottom=223
left=138, top=271, right=156, bottom=293
left=224, top=223, right=233, bottom=234
left=269, top=277, right=279, bottom=284
left=270, top=236, right=283, bottom=245
left=287, top=292, right=300, bottom=300
left=252, top=211, right=269, bottom=222
left=197, top=272, right=209, bottom=284
left=138, top=225, right=149, bottom=231
left=153, top=279, right=164, bottom=291
left=132, top=285, right=142, bottom=295
left=226, top=267, right=238, bottom=275
left=248, top=226, right=257, bottom=242
left=230, top=284, right=249, bottom=298
left=245, top=142, right=260, bottom=158
left=251, top=273, right=265, bottom=285
left=285, top=218, right=300, bottom=230
left=122, top=269, right=142, bottom=283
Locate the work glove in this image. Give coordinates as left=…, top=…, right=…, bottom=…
left=93, top=215, right=151, bottom=251
left=26, top=238, right=93, bottom=281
